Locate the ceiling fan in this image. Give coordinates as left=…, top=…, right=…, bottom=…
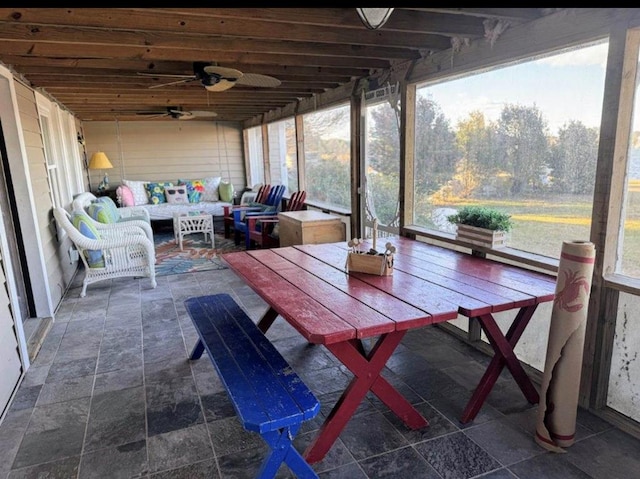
left=137, top=62, right=281, bottom=92
left=135, top=107, right=218, bottom=120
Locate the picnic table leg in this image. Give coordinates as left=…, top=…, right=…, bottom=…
left=257, top=306, right=280, bottom=334
left=460, top=306, right=539, bottom=424
left=304, top=331, right=428, bottom=464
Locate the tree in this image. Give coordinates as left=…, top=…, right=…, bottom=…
left=413, top=95, right=460, bottom=196
left=454, top=111, right=498, bottom=197
left=549, top=120, right=598, bottom=194
left=496, top=104, right=549, bottom=195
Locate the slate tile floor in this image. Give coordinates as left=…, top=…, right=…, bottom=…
left=2, top=267, right=640, bottom=478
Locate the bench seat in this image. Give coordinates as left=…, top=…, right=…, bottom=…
left=184, top=293, right=320, bottom=478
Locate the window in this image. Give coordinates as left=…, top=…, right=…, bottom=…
left=245, top=125, right=265, bottom=187
left=267, top=118, right=298, bottom=194
left=362, top=84, right=401, bottom=237
left=412, top=41, right=608, bottom=259
left=36, top=96, right=69, bottom=209
left=302, top=103, right=351, bottom=211
left=619, top=44, right=640, bottom=278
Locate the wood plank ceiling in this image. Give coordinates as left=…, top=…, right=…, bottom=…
left=0, top=8, right=558, bottom=122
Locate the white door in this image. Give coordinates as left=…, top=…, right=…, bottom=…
left=0, top=254, right=22, bottom=417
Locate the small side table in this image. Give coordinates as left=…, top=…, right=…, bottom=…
left=173, top=212, right=214, bottom=251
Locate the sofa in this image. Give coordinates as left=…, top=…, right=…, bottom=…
left=115, top=177, right=234, bottom=222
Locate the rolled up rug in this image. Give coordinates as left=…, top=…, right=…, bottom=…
left=535, top=240, right=596, bottom=452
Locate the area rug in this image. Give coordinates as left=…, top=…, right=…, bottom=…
left=153, top=230, right=245, bottom=277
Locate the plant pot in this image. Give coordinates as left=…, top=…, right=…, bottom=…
left=455, top=224, right=507, bottom=249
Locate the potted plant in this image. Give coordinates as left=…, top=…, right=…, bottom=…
left=446, top=205, right=513, bottom=249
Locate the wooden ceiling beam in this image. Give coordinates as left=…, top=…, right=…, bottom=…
left=0, top=8, right=454, bottom=49
left=0, top=23, right=422, bottom=61
left=0, top=42, right=389, bottom=69
left=3, top=56, right=369, bottom=77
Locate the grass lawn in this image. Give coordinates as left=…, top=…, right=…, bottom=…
left=418, top=180, right=640, bottom=277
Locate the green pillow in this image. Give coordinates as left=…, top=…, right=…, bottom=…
left=218, top=181, right=234, bottom=202
left=87, top=202, right=117, bottom=224
left=71, top=212, right=105, bottom=268
left=94, top=196, right=121, bottom=221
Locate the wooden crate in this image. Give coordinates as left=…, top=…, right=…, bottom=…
left=347, top=252, right=393, bottom=276
left=455, top=224, right=507, bottom=249
left=278, top=210, right=346, bottom=247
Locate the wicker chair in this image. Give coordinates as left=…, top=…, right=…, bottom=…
left=72, top=193, right=154, bottom=242
left=73, top=192, right=150, bottom=222
left=54, top=207, right=157, bottom=297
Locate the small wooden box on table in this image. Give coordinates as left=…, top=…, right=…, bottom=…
left=277, top=210, right=345, bottom=247
left=184, top=293, right=320, bottom=479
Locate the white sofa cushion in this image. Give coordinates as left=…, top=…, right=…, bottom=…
left=202, top=176, right=222, bottom=202
left=123, top=179, right=149, bottom=205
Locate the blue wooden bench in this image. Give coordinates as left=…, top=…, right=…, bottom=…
left=184, top=293, right=321, bottom=479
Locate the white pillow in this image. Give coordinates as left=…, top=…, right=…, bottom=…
left=202, top=176, right=221, bottom=202
left=165, top=186, right=189, bottom=204
left=123, top=179, right=149, bottom=205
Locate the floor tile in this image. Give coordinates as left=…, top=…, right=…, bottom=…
left=83, top=386, right=146, bottom=451
left=78, top=440, right=147, bottom=479
left=414, top=431, right=502, bottom=478
left=12, top=398, right=90, bottom=469
left=147, top=423, right=213, bottom=473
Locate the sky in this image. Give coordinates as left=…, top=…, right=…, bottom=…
left=417, top=41, right=610, bottom=135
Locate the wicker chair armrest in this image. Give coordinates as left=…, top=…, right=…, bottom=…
left=118, top=206, right=151, bottom=223
left=93, top=219, right=154, bottom=242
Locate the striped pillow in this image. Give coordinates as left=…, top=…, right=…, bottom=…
left=71, top=212, right=105, bottom=268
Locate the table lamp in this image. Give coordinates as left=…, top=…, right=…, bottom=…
left=88, top=151, right=113, bottom=192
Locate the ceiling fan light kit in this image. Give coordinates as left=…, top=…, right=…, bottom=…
left=356, top=8, right=394, bottom=29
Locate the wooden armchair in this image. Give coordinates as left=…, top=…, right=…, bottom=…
left=54, top=207, right=157, bottom=298
left=233, top=185, right=286, bottom=248
left=222, top=184, right=271, bottom=238
left=246, top=190, right=307, bottom=250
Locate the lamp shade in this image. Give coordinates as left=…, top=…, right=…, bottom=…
left=356, top=8, right=394, bottom=30
left=88, top=151, right=113, bottom=170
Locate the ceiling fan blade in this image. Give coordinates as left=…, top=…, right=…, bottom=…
left=188, top=110, right=218, bottom=117
left=204, top=80, right=236, bottom=92
left=135, top=112, right=168, bottom=119
left=203, top=66, right=243, bottom=80
left=176, top=112, right=196, bottom=120
left=236, top=73, right=281, bottom=88
left=136, top=72, right=194, bottom=79
left=148, top=78, right=195, bottom=89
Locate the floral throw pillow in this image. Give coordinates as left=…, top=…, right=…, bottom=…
left=145, top=182, right=173, bottom=205
left=178, top=179, right=205, bottom=203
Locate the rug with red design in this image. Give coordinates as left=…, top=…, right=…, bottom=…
left=153, top=231, right=245, bottom=277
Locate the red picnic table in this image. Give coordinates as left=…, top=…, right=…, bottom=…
left=222, top=236, right=556, bottom=464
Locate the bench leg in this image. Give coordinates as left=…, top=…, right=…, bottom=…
left=189, top=339, right=205, bottom=360
left=257, top=426, right=318, bottom=479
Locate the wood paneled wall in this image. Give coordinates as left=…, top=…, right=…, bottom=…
left=83, top=121, right=247, bottom=193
